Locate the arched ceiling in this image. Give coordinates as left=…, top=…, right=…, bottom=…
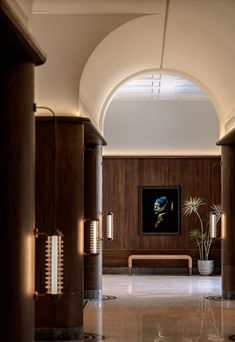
left=79, top=0, right=235, bottom=135
left=30, top=0, right=235, bottom=152
left=103, top=73, right=220, bottom=156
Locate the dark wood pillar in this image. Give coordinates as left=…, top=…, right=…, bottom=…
left=1, top=61, right=35, bottom=342
left=35, top=117, right=85, bottom=340
left=0, top=3, right=45, bottom=342
left=217, top=129, right=235, bottom=299
left=221, top=145, right=235, bottom=299
left=84, top=144, right=103, bottom=299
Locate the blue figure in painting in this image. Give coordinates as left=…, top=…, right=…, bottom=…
left=153, top=196, right=168, bottom=228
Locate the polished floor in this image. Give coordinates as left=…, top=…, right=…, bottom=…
left=84, top=275, right=235, bottom=342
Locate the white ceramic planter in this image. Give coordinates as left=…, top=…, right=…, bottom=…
left=197, top=260, right=214, bottom=275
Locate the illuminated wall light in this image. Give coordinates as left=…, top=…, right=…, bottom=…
left=106, top=212, right=114, bottom=240
left=90, top=220, right=99, bottom=255
left=210, top=213, right=217, bottom=238
left=45, top=231, right=64, bottom=295
left=221, top=213, right=225, bottom=239
left=106, top=159, right=114, bottom=242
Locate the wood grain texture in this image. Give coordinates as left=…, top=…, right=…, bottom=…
left=35, top=119, right=84, bottom=329
left=221, top=146, right=235, bottom=295
left=0, top=62, right=35, bottom=342
left=34, top=116, right=106, bottom=146
left=103, top=157, right=221, bottom=268
left=84, top=145, right=103, bottom=297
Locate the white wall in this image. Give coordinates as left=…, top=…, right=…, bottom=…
left=104, top=100, right=220, bottom=155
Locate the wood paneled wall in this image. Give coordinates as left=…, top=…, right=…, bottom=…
left=103, top=157, right=221, bottom=269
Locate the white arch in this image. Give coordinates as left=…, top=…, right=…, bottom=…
left=99, top=68, right=222, bottom=133
left=79, top=14, right=163, bottom=127
left=79, top=1, right=235, bottom=136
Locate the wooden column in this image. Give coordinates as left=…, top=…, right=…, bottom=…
left=0, top=2, right=45, bottom=342
left=221, top=145, right=235, bottom=299
left=1, top=61, right=35, bottom=342
left=84, top=145, right=103, bottom=299
left=217, top=129, right=235, bottom=299
left=35, top=117, right=85, bottom=340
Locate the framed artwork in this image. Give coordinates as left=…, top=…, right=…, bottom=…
left=139, top=186, right=180, bottom=235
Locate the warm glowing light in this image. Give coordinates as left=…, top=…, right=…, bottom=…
left=221, top=213, right=225, bottom=239
left=25, top=233, right=34, bottom=296
left=106, top=213, right=114, bottom=240
left=98, top=215, right=103, bottom=240
left=78, top=218, right=84, bottom=255
left=45, top=233, right=64, bottom=295
left=210, top=213, right=217, bottom=238
left=90, top=220, right=99, bottom=254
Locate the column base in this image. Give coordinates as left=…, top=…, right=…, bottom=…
left=35, top=326, right=83, bottom=341
left=222, top=290, right=235, bottom=300
left=84, top=289, right=102, bottom=300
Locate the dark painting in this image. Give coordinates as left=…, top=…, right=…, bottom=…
left=139, top=186, right=180, bottom=235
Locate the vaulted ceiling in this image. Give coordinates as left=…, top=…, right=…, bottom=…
left=14, top=0, right=235, bottom=155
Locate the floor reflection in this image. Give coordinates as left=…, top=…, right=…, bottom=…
left=84, top=275, right=235, bottom=342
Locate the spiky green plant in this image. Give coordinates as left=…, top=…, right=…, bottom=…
left=183, top=197, right=221, bottom=260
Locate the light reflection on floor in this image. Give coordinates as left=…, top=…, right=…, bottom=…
left=84, top=275, right=235, bottom=342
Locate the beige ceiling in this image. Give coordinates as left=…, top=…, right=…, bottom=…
left=32, top=0, right=162, bottom=14
left=29, top=0, right=235, bottom=155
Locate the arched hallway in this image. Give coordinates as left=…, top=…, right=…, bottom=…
left=2, top=1, right=235, bottom=341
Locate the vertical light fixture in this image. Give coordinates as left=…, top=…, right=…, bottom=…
left=90, top=220, right=99, bottom=255
left=106, top=159, right=114, bottom=240
left=106, top=212, right=114, bottom=240
left=35, top=106, right=64, bottom=296
left=45, top=230, right=64, bottom=295
left=210, top=213, right=217, bottom=238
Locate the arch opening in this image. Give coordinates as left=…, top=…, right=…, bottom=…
left=103, top=72, right=221, bottom=156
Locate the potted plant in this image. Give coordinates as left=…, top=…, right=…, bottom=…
left=182, top=197, right=221, bottom=275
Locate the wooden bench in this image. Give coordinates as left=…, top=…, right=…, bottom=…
left=128, top=254, right=192, bottom=275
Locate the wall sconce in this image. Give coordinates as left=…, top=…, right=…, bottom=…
left=34, top=229, right=64, bottom=296
left=209, top=205, right=222, bottom=239
left=106, top=212, right=114, bottom=241
left=210, top=213, right=217, bottom=238
left=45, top=230, right=64, bottom=295
left=106, top=159, right=114, bottom=240
left=90, top=220, right=99, bottom=255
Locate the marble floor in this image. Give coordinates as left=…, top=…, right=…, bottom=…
left=84, top=275, right=235, bottom=342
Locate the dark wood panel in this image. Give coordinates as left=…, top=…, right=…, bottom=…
left=34, top=116, right=106, bottom=146
left=103, top=157, right=221, bottom=267
left=0, top=62, right=35, bottom=342
left=84, top=145, right=103, bottom=298
left=221, top=146, right=235, bottom=296
left=103, top=249, right=221, bottom=269
left=35, top=120, right=84, bottom=333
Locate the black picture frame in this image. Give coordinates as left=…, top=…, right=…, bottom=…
left=139, top=186, right=180, bottom=235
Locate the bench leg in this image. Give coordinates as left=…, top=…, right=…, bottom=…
left=128, top=258, right=132, bottom=275
left=189, top=266, right=192, bottom=275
